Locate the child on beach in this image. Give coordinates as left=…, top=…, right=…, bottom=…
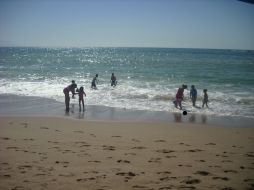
left=190, top=85, right=197, bottom=106
left=91, top=74, right=99, bottom=89
left=77, top=86, right=87, bottom=112
left=202, top=89, right=209, bottom=108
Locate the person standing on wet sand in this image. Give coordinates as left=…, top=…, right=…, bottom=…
left=190, top=85, right=197, bottom=106
left=63, top=81, right=77, bottom=112
left=173, top=84, right=187, bottom=110
left=202, top=89, right=209, bottom=108
left=76, top=86, right=86, bottom=112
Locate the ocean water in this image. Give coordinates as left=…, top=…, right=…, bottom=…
left=0, top=47, right=254, bottom=118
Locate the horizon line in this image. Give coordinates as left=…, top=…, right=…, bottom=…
left=0, top=45, right=254, bottom=51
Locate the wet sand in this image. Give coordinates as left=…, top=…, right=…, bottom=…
left=0, top=117, right=254, bottom=190
left=0, top=94, right=253, bottom=127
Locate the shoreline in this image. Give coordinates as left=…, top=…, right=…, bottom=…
left=0, top=93, right=253, bottom=127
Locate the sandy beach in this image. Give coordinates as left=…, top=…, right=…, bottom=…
left=0, top=116, right=254, bottom=190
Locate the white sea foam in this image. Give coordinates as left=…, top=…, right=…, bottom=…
left=0, top=78, right=253, bottom=118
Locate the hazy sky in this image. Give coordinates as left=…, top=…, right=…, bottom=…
left=0, top=0, right=254, bottom=50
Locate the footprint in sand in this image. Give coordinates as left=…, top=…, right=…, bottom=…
left=88, top=160, right=101, bottom=163
left=222, top=160, right=233, bottom=163
left=131, top=146, right=146, bottom=150
left=74, top=141, right=91, bottom=148
left=165, top=155, right=177, bottom=159
left=102, top=145, right=115, bottom=151
left=11, top=186, right=26, bottom=190
left=76, top=177, right=96, bottom=182
left=181, top=178, right=201, bottom=185
left=34, top=173, right=46, bottom=177
left=212, top=176, right=229, bottom=181
left=220, top=187, right=236, bottom=190
left=154, top=140, right=167, bottom=143
left=55, top=161, right=69, bottom=167
left=0, top=174, right=11, bottom=179
left=124, top=153, right=137, bottom=156
left=117, top=160, right=130, bottom=164
left=224, top=170, right=238, bottom=174
left=0, top=162, right=9, bottom=166
left=1, top=137, right=10, bottom=140
left=243, top=178, right=254, bottom=183
left=187, top=149, right=204, bottom=153
left=112, top=136, right=122, bottom=138
left=116, top=172, right=137, bottom=182
left=48, top=141, right=59, bottom=144
left=157, top=171, right=171, bottom=175
left=40, top=126, right=49, bottom=130
left=132, top=185, right=148, bottom=189
left=194, top=171, right=210, bottom=176
left=83, top=171, right=99, bottom=174
left=158, top=187, right=173, bottom=190
left=116, top=172, right=136, bottom=176
left=156, top=149, right=175, bottom=154
left=179, top=142, right=191, bottom=146
left=73, top=130, right=84, bottom=134
left=148, top=158, right=162, bottom=163
left=232, top=145, right=243, bottom=149
left=178, top=185, right=196, bottom=189
left=18, top=165, right=33, bottom=172
left=59, top=173, right=75, bottom=177
left=206, top=143, right=216, bottom=146
left=178, top=164, right=192, bottom=168
left=245, top=152, right=254, bottom=158
left=208, top=165, right=221, bottom=168
left=62, top=149, right=75, bottom=154
left=159, top=176, right=172, bottom=182
left=195, top=160, right=206, bottom=163
left=23, top=138, right=34, bottom=141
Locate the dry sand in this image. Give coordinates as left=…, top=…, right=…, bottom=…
left=0, top=116, right=254, bottom=190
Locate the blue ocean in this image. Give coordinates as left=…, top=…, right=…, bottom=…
left=0, top=47, right=254, bottom=118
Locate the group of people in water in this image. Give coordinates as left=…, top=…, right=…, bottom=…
left=173, top=84, right=209, bottom=110
left=63, top=74, right=208, bottom=113
left=63, top=73, right=117, bottom=112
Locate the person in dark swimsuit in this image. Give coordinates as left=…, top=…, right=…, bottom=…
left=190, top=85, right=197, bottom=106
left=63, top=81, right=77, bottom=112
left=202, top=89, right=209, bottom=108
left=91, top=74, right=98, bottom=89
left=111, top=73, right=117, bottom=87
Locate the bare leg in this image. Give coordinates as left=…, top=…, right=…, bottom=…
left=173, top=100, right=177, bottom=108
left=82, top=99, right=85, bottom=111
left=179, top=100, right=182, bottom=110
left=79, top=100, right=81, bottom=112
left=65, top=95, right=70, bottom=112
